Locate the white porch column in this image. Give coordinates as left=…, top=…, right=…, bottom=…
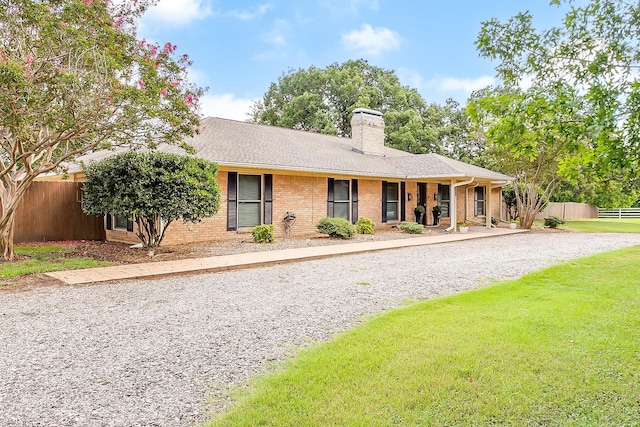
left=486, top=183, right=493, bottom=228
left=449, top=179, right=457, bottom=232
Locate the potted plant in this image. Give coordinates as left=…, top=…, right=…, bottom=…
left=414, top=205, right=425, bottom=224
left=432, top=205, right=441, bottom=225
left=508, top=219, right=517, bottom=230
left=459, top=221, right=470, bottom=233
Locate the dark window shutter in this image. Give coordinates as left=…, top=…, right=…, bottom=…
left=400, top=182, right=406, bottom=222
left=227, top=172, right=238, bottom=231
left=126, top=217, right=134, bottom=232
left=351, top=179, right=358, bottom=224
left=105, top=214, right=112, bottom=230
left=382, top=181, right=388, bottom=223
left=327, top=178, right=335, bottom=217
left=264, top=174, right=273, bottom=225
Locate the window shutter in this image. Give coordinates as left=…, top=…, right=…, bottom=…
left=351, top=179, right=358, bottom=224
left=327, top=178, right=334, bottom=217
left=105, top=214, right=112, bottom=230
left=126, top=217, right=134, bottom=232
left=381, top=181, right=387, bottom=223
left=400, top=182, right=406, bottom=222
left=227, top=172, right=238, bottom=231
left=264, top=174, right=273, bottom=225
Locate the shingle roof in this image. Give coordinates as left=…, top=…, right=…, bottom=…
left=175, top=117, right=511, bottom=181
left=69, top=116, right=512, bottom=182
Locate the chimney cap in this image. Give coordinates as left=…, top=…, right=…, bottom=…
left=352, top=108, right=383, bottom=118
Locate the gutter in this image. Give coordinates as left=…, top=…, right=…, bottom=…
left=445, top=177, right=475, bottom=232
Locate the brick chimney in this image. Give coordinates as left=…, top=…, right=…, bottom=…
left=350, top=108, right=385, bottom=156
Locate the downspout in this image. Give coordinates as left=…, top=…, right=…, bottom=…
left=445, top=177, right=475, bottom=232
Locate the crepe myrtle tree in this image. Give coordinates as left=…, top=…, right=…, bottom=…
left=0, top=0, right=204, bottom=259
left=82, top=151, right=221, bottom=249
left=476, top=0, right=640, bottom=201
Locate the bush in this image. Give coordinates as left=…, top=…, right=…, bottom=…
left=491, top=217, right=498, bottom=226
left=400, top=221, right=423, bottom=234
left=355, top=217, right=375, bottom=234
left=544, top=216, right=566, bottom=229
left=251, top=224, right=275, bottom=243
left=316, top=217, right=356, bottom=239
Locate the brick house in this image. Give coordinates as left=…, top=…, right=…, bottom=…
left=57, top=108, right=512, bottom=245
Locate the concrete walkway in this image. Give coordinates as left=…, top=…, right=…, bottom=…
left=46, top=228, right=527, bottom=285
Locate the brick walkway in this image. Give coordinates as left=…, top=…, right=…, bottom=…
left=46, top=228, right=527, bottom=285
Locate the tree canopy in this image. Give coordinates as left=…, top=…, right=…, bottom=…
left=0, top=0, right=203, bottom=259
left=476, top=0, right=640, bottom=190
left=471, top=0, right=640, bottom=220
left=252, top=59, right=475, bottom=155
left=468, top=84, right=590, bottom=228
left=82, top=151, right=221, bottom=248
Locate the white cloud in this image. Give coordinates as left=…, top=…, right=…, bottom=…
left=143, top=0, right=212, bottom=27
left=439, top=76, right=495, bottom=93
left=263, top=19, right=290, bottom=46
left=342, top=24, right=400, bottom=56
left=252, top=19, right=290, bottom=61
left=200, top=93, right=256, bottom=121
left=226, top=3, right=273, bottom=20
left=397, top=68, right=496, bottom=103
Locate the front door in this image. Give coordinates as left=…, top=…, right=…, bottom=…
left=417, top=182, right=427, bottom=225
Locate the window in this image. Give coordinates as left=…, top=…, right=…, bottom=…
left=385, top=182, right=399, bottom=221
left=114, top=214, right=129, bottom=230
left=328, top=178, right=358, bottom=223
left=227, top=172, right=272, bottom=231
left=106, top=214, right=132, bottom=232
left=438, top=184, right=450, bottom=217
left=238, top=174, right=262, bottom=228
left=474, top=186, right=486, bottom=216
left=333, top=179, right=350, bottom=220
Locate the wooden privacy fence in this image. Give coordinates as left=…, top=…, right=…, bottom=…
left=13, top=181, right=105, bottom=243
left=598, top=208, right=640, bottom=218
left=535, top=202, right=599, bottom=220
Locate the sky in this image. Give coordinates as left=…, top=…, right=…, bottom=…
left=137, top=0, right=574, bottom=121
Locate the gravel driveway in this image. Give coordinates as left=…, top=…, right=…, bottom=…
left=2, top=232, right=639, bottom=427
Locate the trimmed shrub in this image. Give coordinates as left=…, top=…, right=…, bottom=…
left=544, top=216, right=566, bottom=229
left=400, top=221, right=424, bottom=234
left=355, top=217, right=375, bottom=234
left=316, top=217, right=356, bottom=239
left=251, top=224, right=275, bottom=243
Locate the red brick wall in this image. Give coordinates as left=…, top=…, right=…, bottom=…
left=161, top=174, right=411, bottom=245
left=105, top=172, right=507, bottom=246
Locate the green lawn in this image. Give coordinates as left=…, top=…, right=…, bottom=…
left=564, top=218, right=640, bottom=233
left=209, top=246, right=640, bottom=426
left=0, top=245, right=112, bottom=280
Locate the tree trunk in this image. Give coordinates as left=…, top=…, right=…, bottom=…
left=0, top=210, right=16, bottom=260
left=514, top=180, right=550, bottom=229
left=0, top=177, right=30, bottom=260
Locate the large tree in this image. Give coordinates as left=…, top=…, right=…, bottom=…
left=82, top=151, right=220, bottom=250
left=475, top=0, right=640, bottom=210
left=252, top=59, right=450, bottom=154
left=468, top=84, right=590, bottom=228
left=0, top=0, right=203, bottom=259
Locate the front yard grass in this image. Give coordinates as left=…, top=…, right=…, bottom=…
left=564, top=218, right=640, bottom=233
left=0, top=245, right=112, bottom=280
left=209, top=246, right=640, bottom=426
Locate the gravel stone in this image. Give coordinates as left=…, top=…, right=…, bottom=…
left=1, top=232, right=639, bottom=426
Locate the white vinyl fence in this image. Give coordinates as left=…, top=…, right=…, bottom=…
left=598, top=208, right=640, bottom=218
